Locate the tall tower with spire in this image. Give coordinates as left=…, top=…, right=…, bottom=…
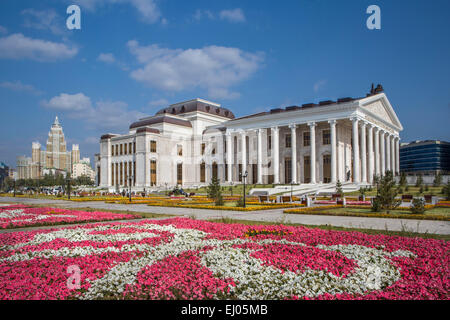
left=17, top=116, right=85, bottom=179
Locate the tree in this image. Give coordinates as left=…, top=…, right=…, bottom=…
left=433, top=172, right=442, bottom=187
left=399, top=172, right=407, bottom=187
left=207, top=176, right=223, bottom=206
left=372, top=170, right=401, bottom=212
left=415, top=174, right=423, bottom=188
left=443, top=181, right=450, bottom=201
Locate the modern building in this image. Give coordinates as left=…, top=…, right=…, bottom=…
left=72, top=158, right=95, bottom=180
left=98, top=84, right=403, bottom=191
left=16, top=117, right=87, bottom=180
left=400, top=140, right=450, bottom=175
left=0, top=162, right=9, bottom=186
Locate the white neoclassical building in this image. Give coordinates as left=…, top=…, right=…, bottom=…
left=98, top=85, right=403, bottom=192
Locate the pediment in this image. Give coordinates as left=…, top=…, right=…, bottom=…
left=359, top=94, right=403, bottom=131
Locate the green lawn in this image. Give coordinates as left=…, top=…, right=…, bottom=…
left=184, top=184, right=276, bottom=196
left=323, top=206, right=450, bottom=218
left=345, top=186, right=445, bottom=197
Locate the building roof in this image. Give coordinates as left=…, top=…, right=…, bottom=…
left=129, top=115, right=192, bottom=129
left=155, top=98, right=235, bottom=119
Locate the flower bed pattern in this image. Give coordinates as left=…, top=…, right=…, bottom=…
left=0, top=218, right=448, bottom=300
left=0, top=205, right=138, bottom=229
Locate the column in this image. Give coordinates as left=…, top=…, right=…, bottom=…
left=272, top=126, right=280, bottom=184
left=391, top=135, right=395, bottom=175
left=360, top=121, right=367, bottom=183
left=374, top=127, right=380, bottom=176
left=328, top=120, right=337, bottom=183
left=241, top=130, right=247, bottom=179
left=352, top=118, right=360, bottom=183
left=289, top=124, right=297, bottom=183
left=380, top=130, right=385, bottom=175
left=257, top=128, right=263, bottom=184
left=226, top=131, right=232, bottom=183
left=395, top=137, right=400, bottom=175
left=386, top=133, right=391, bottom=172
left=308, top=122, right=317, bottom=184
left=367, top=124, right=374, bottom=183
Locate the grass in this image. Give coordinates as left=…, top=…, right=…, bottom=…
left=208, top=217, right=450, bottom=241
left=345, top=186, right=446, bottom=197
left=322, top=207, right=450, bottom=218
left=184, top=184, right=275, bottom=196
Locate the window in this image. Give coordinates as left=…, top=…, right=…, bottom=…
left=124, top=143, right=127, bottom=155
left=323, top=130, right=331, bottom=145
left=129, top=142, right=132, bottom=154
left=150, top=140, right=157, bottom=153
left=285, top=134, right=291, bottom=148
left=201, top=143, right=206, bottom=155
left=303, top=132, right=310, bottom=147
left=177, top=145, right=183, bottom=156
left=116, top=145, right=119, bottom=156
left=268, top=134, right=272, bottom=151
left=133, top=142, right=136, bottom=154
left=120, top=144, right=123, bottom=155
left=212, top=144, right=216, bottom=155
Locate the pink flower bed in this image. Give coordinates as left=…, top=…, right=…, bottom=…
left=0, top=205, right=138, bottom=229
left=0, top=218, right=448, bottom=300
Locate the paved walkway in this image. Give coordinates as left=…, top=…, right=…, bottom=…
left=1, top=197, right=449, bottom=235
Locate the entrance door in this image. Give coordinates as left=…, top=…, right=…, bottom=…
left=285, top=158, right=292, bottom=184
left=323, top=154, right=331, bottom=183
left=252, top=164, right=257, bottom=184
left=304, top=156, right=311, bottom=183
left=200, top=162, right=205, bottom=182
left=212, top=162, right=218, bottom=180
left=177, top=163, right=182, bottom=186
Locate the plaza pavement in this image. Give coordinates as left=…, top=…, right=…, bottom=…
left=1, top=196, right=449, bottom=235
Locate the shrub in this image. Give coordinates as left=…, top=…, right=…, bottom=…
left=425, top=185, right=429, bottom=192
left=236, top=197, right=245, bottom=207
left=373, top=170, right=401, bottom=212
left=419, top=185, right=424, bottom=194
left=405, top=185, right=409, bottom=192
left=371, top=197, right=382, bottom=212
left=215, top=193, right=224, bottom=206
left=410, top=198, right=426, bottom=214
left=399, top=172, right=407, bottom=187
left=433, top=172, right=442, bottom=187
left=415, top=174, right=423, bottom=188
left=397, top=187, right=403, bottom=194
left=443, top=181, right=450, bottom=201
left=335, top=180, right=343, bottom=198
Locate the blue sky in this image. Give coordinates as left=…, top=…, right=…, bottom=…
left=0, top=0, right=449, bottom=168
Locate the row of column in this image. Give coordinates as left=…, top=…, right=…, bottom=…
left=225, top=118, right=400, bottom=185
left=111, top=161, right=136, bottom=187
left=352, top=118, right=400, bottom=184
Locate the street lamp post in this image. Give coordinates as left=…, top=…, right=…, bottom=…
left=129, top=175, right=134, bottom=202
left=66, top=177, right=71, bottom=200
left=239, top=170, right=248, bottom=208
left=291, top=181, right=293, bottom=203
left=13, top=178, right=16, bottom=197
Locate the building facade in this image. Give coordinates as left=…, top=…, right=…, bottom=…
left=400, top=140, right=450, bottom=175
left=98, top=85, right=403, bottom=191
left=16, top=117, right=88, bottom=180
left=72, top=158, right=96, bottom=180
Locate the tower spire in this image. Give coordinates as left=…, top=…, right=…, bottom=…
left=54, top=116, right=60, bottom=126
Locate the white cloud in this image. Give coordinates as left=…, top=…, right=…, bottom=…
left=313, top=79, right=327, bottom=92
left=21, top=8, right=66, bottom=36
left=73, top=0, right=162, bottom=24
left=127, top=41, right=263, bottom=100
left=41, top=93, right=145, bottom=131
left=0, top=81, right=42, bottom=95
left=193, top=9, right=215, bottom=21
left=219, top=8, right=246, bottom=23
left=0, top=33, right=78, bottom=62
left=97, top=53, right=116, bottom=64
left=0, top=25, right=7, bottom=34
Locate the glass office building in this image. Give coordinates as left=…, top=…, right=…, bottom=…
left=400, top=140, right=450, bottom=174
